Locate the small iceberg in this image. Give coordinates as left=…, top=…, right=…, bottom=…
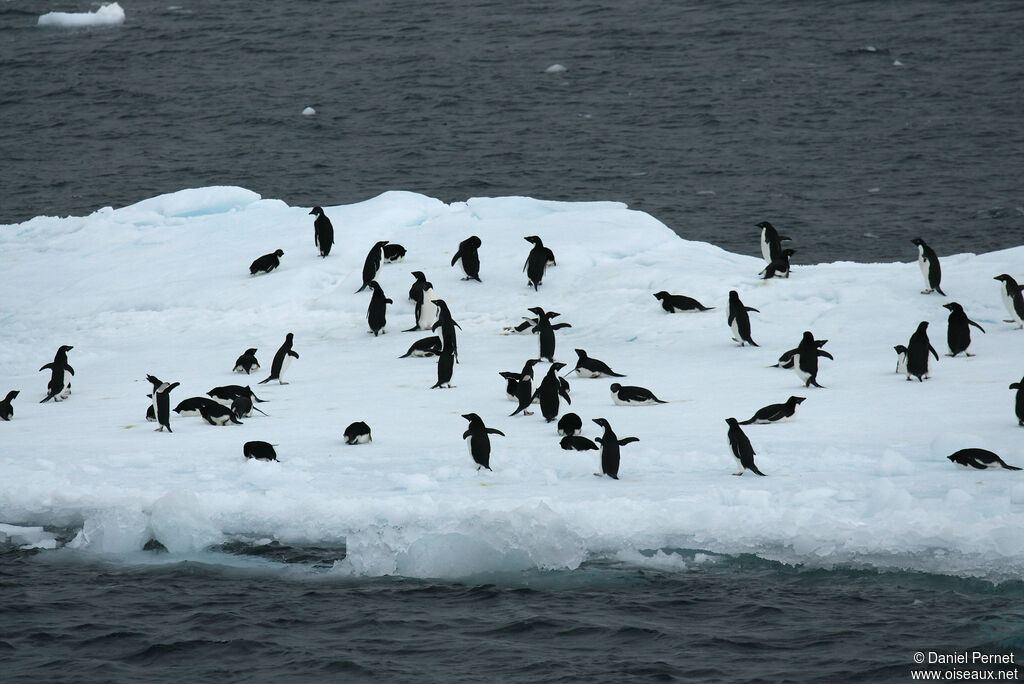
left=38, top=3, right=126, bottom=28
left=302, top=106, right=316, bottom=117
left=545, top=63, right=567, bottom=73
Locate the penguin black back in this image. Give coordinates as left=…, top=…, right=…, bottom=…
left=557, top=412, right=583, bottom=436
left=1009, top=376, right=1024, bottom=426
left=905, top=321, right=938, bottom=382
left=244, top=441, right=278, bottom=461
left=793, top=331, right=833, bottom=388
left=462, top=413, right=504, bottom=471
left=727, top=291, right=759, bottom=347
left=0, top=390, right=19, bottom=420
left=344, top=421, right=372, bottom=444
left=592, top=418, right=638, bottom=480
left=432, top=347, right=455, bottom=389
left=249, top=249, right=284, bottom=276
left=726, top=417, right=765, bottom=476
left=40, top=345, right=74, bottom=403
left=994, top=274, right=1024, bottom=328
left=366, top=280, right=392, bottom=336
left=356, top=241, right=389, bottom=292
left=534, top=362, right=570, bottom=422
left=911, top=238, right=945, bottom=295
left=523, top=236, right=548, bottom=290
left=452, top=235, right=482, bottom=281
left=310, top=206, right=334, bottom=257
left=233, top=348, right=260, bottom=374
left=943, top=302, right=985, bottom=357
left=259, top=333, right=298, bottom=385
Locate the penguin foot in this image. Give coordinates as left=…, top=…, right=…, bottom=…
left=593, top=472, right=602, bottom=477
left=733, top=472, right=744, bottom=476
left=966, top=352, right=975, bottom=357
left=921, top=289, right=933, bottom=294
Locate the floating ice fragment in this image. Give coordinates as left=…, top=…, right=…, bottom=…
left=864, top=45, right=877, bottom=53
left=545, top=63, right=567, bottom=73
left=868, top=187, right=880, bottom=193
left=38, top=2, right=125, bottom=28
left=893, top=60, right=904, bottom=66
left=302, top=106, right=316, bottom=116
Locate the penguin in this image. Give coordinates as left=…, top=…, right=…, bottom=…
left=39, top=345, right=74, bottom=403
left=259, top=333, right=299, bottom=385
left=609, top=383, right=667, bottom=406
left=344, top=421, right=372, bottom=444
left=894, top=345, right=908, bottom=375
left=431, top=299, right=462, bottom=363
left=146, top=402, right=156, bottom=422
left=147, top=375, right=179, bottom=433
left=243, top=441, right=278, bottom=461
left=772, top=339, right=827, bottom=369
left=404, top=282, right=438, bottom=332
left=560, top=435, right=598, bottom=452
left=355, top=240, right=389, bottom=293
left=653, top=292, right=714, bottom=313
left=911, top=238, right=945, bottom=295
left=0, top=390, right=19, bottom=421
left=1009, top=376, right=1024, bottom=426
left=173, top=396, right=220, bottom=416
left=905, top=321, right=938, bottom=381
left=739, top=396, right=805, bottom=425
left=726, top=418, right=765, bottom=476
left=199, top=403, right=243, bottom=425
left=528, top=307, right=562, bottom=363
left=451, top=235, right=482, bottom=281
left=366, top=280, right=392, bottom=336
left=509, top=358, right=541, bottom=416
left=382, top=243, right=406, bottom=263
left=994, top=274, right=1024, bottom=328
left=462, top=413, right=504, bottom=471
left=569, top=349, right=625, bottom=378
left=792, top=331, right=833, bottom=388
left=208, top=385, right=266, bottom=406
left=233, top=348, right=260, bottom=374
left=431, top=347, right=455, bottom=389
left=409, top=271, right=429, bottom=304
left=727, top=291, right=759, bottom=347
left=249, top=249, right=284, bottom=275
left=533, top=362, right=571, bottom=422
left=947, top=448, right=1021, bottom=471
left=757, top=221, right=791, bottom=264
left=557, top=412, right=583, bottom=437
left=760, top=248, right=795, bottom=279
left=943, top=302, right=985, bottom=357
left=592, top=418, right=638, bottom=480
left=309, top=206, right=334, bottom=258
left=399, top=336, right=443, bottom=358
left=499, top=372, right=520, bottom=401
left=523, top=236, right=549, bottom=290
left=504, top=319, right=536, bottom=334
left=231, top=393, right=268, bottom=419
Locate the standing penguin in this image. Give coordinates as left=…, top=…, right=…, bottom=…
left=533, top=362, right=571, bottom=422
left=1009, top=376, right=1024, bottom=426
left=355, top=241, right=389, bottom=293
left=249, top=249, right=284, bottom=275
left=509, top=358, right=540, bottom=416
left=147, top=374, right=180, bottom=433
left=0, top=390, right=20, bottom=421
left=309, top=206, right=334, bottom=258
left=452, top=236, right=482, bottom=282
left=911, top=238, right=945, bottom=295
left=772, top=338, right=827, bottom=369
left=757, top=221, right=791, bottom=263
left=894, top=345, right=908, bottom=375
left=905, top=321, right=939, bottom=382
left=793, top=331, right=833, bottom=388
left=523, top=236, right=550, bottom=290
left=569, top=349, right=625, bottom=378
left=405, top=280, right=438, bottom=332
left=528, top=307, right=561, bottom=362
left=943, top=302, right=985, bottom=357
left=592, top=418, right=639, bottom=480
left=431, top=299, right=462, bottom=363
left=994, top=274, right=1024, bottom=328
left=409, top=271, right=429, bottom=304
left=462, top=413, right=504, bottom=471
left=366, top=280, right=393, bottom=336
left=432, top=347, right=456, bottom=389
left=39, top=345, right=74, bottom=403
left=726, top=417, right=765, bottom=476
left=727, top=291, right=759, bottom=347
left=233, top=348, right=260, bottom=374
left=259, top=333, right=299, bottom=385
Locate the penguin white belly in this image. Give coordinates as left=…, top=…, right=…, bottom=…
left=352, top=433, right=371, bottom=444
left=917, top=250, right=930, bottom=285
left=791, top=354, right=811, bottom=383
left=576, top=368, right=602, bottom=378
left=612, top=393, right=653, bottom=406
left=760, top=231, right=771, bottom=262
left=418, top=299, right=438, bottom=330
left=895, top=354, right=908, bottom=375
left=279, top=354, right=292, bottom=379
left=177, top=408, right=201, bottom=417
left=999, top=288, right=1022, bottom=322
left=210, top=414, right=231, bottom=425
left=210, top=396, right=233, bottom=407
left=59, top=370, right=72, bottom=399
left=730, top=319, right=741, bottom=343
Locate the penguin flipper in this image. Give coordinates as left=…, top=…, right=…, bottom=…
left=738, top=417, right=756, bottom=425
left=746, top=307, right=760, bottom=313
left=935, top=285, right=946, bottom=296
left=39, top=362, right=54, bottom=372
left=485, top=428, right=505, bottom=437
left=1010, top=383, right=1022, bottom=390
left=258, top=376, right=274, bottom=384
left=929, top=345, right=939, bottom=361
left=818, top=350, right=834, bottom=360
left=288, top=351, right=299, bottom=359
left=618, top=437, right=639, bottom=446
left=65, top=365, right=75, bottom=376
left=997, top=459, right=1022, bottom=471
left=968, top=319, right=986, bottom=333
left=748, top=463, right=767, bottom=476
left=451, top=253, right=461, bottom=267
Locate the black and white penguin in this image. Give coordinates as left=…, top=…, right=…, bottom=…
left=726, top=418, right=765, bottom=476
left=259, top=333, right=299, bottom=385
left=757, top=221, right=791, bottom=264
left=609, top=383, right=667, bottom=406
left=792, top=331, right=833, bottom=388
left=772, top=339, right=827, bottom=369
left=727, top=291, right=759, bottom=347
left=405, top=280, right=438, bottom=332
left=557, top=412, right=583, bottom=436
left=344, top=421, right=372, bottom=444
left=431, top=299, right=462, bottom=363
left=231, top=393, right=268, bottom=419
left=0, top=390, right=19, bottom=421
left=147, top=374, right=179, bottom=433
left=174, top=396, right=220, bottom=416
left=534, top=362, right=571, bottom=422
left=1009, top=376, right=1024, bottom=426
left=400, top=335, right=443, bottom=358
left=509, top=359, right=540, bottom=416
left=233, top=348, right=260, bottom=374
left=947, top=448, right=1021, bottom=471
left=505, top=319, right=536, bottom=334
left=943, top=302, right=985, bottom=357
left=382, top=243, right=406, bottom=263
left=249, top=249, right=284, bottom=276
left=653, top=291, right=714, bottom=313
left=994, top=274, right=1024, bottom=328
left=894, top=345, right=908, bottom=375
left=569, top=349, right=625, bottom=378
left=432, top=347, right=455, bottom=389
left=366, top=280, right=392, bottom=336
left=528, top=307, right=564, bottom=363
left=592, top=418, right=638, bottom=480
left=760, top=248, right=795, bottom=280
left=738, top=396, right=805, bottom=425
left=523, top=236, right=549, bottom=290
left=499, top=372, right=520, bottom=401
left=409, top=271, right=429, bottom=304
left=462, top=413, right=504, bottom=471
left=451, top=235, right=482, bottom=281
left=561, top=435, right=598, bottom=452
left=911, top=238, right=945, bottom=295
left=355, top=241, right=389, bottom=293
left=39, top=345, right=74, bottom=403
left=905, top=321, right=938, bottom=382
left=208, top=385, right=266, bottom=406
left=309, top=206, right=334, bottom=258
left=199, top=403, right=243, bottom=426
left=243, top=441, right=278, bottom=461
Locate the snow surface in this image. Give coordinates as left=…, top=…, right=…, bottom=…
left=2, top=187, right=1024, bottom=580
left=37, top=3, right=125, bottom=28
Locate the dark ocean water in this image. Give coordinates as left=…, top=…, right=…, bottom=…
left=3, top=1, right=1024, bottom=681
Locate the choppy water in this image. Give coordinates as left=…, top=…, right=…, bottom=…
left=3, top=1, right=1024, bottom=680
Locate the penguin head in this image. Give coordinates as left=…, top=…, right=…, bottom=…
left=911, top=237, right=925, bottom=247
left=59, top=345, right=74, bottom=353
left=274, top=249, right=284, bottom=257
left=550, top=362, right=567, bottom=373
left=411, top=271, right=426, bottom=281
left=285, top=332, right=294, bottom=341
left=4, top=390, right=19, bottom=401
left=592, top=418, right=610, bottom=429
left=245, top=348, right=257, bottom=355
left=368, top=280, right=381, bottom=292
left=467, top=235, right=482, bottom=247
left=755, top=221, right=774, bottom=230
left=653, top=291, right=668, bottom=300
left=789, top=396, right=806, bottom=405
left=574, top=349, right=587, bottom=359
left=802, top=331, right=814, bottom=342
left=461, top=413, right=482, bottom=425
left=524, top=235, right=542, bottom=246
left=374, top=240, right=390, bottom=249
left=994, top=274, right=1013, bottom=283
left=527, top=306, right=545, bottom=316
left=146, top=374, right=162, bottom=388
left=309, top=206, right=323, bottom=216
left=725, top=417, right=740, bottom=427
left=894, top=344, right=907, bottom=354
left=728, top=290, right=739, bottom=301
left=609, top=383, right=622, bottom=392
left=942, top=302, right=963, bottom=313
left=917, top=321, right=929, bottom=332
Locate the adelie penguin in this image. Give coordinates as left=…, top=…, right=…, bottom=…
left=528, top=307, right=566, bottom=363
left=409, top=271, right=429, bottom=304
left=200, top=403, right=243, bottom=426
left=534, top=363, right=571, bottom=422
left=259, top=333, right=299, bottom=385
left=557, top=412, right=582, bottom=436
left=382, top=243, right=406, bottom=263
left=309, top=206, right=334, bottom=258
left=452, top=236, right=482, bottom=281
left=894, top=345, right=908, bottom=375
left=523, top=236, right=551, bottom=290
left=431, top=347, right=455, bottom=389
left=653, top=291, right=713, bottom=313
left=233, top=348, right=260, bottom=374
left=727, top=291, right=759, bottom=347
left=0, top=390, right=20, bottom=421
left=208, top=385, right=266, bottom=406
left=757, top=221, right=792, bottom=264
left=243, top=441, right=278, bottom=461
left=943, top=302, right=985, bottom=357
left=399, top=335, right=442, bottom=358
left=993, top=274, right=1024, bottom=328
left=509, top=359, right=540, bottom=416
left=462, top=413, right=504, bottom=471
left=760, top=249, right=795, bottom=280
left=561, top=435, right=598, bottom=452
left=404, top=278, right=437, bottom=332
left=569, top=349, right=625, bottom=378
left=947, top=448, right=1021, bottom=471
left=911, top=238, right=945, bottom=295
left=739, top=396, right=805, bottom=425
left=905, top=321, right=938, bottom=382
left=792, top=331, right=833, bottom=388
left=592, top=418, right=638, bottom=480
left=344, top=421, right=372, bottom=444
left=431, top=299, right=461, bottom=363
left=356, top=241, right=389, bottom=293
left=231, top=393, right=268, bottom=419
left=726, top=418, right=765, bottom=476
left=249, top=249, right=284, bottom=276
left=1008, top=376, right=1024, bottom=426
left=146, top=375, right=180, bottom=433
left=39, top=345, right=74, bottom=403
left=173, top=396, right=220, bottom=416
left=772, top=339, right=827, bottom=369
left=366, top=281, right=392, bottom=336
left=609, top=383, right=667, bottom=406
